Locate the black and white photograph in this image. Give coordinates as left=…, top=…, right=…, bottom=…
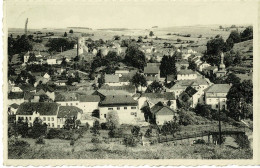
left=3, top=0, right=259, bottom=165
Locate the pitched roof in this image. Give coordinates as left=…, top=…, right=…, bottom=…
left=8, top=91, right=24, bottom=99
left=78, top=95, right=100, bottom=102
left=203, top=66, right=218, bottom=71
left=16, top=102, right=58, bottom=115
left=55, top=92, right=78, bottom=102
left=144, top=66, right=160, bottom=74
left=99, top=95, right=138, bottom=106
left=204, top=84, right=231, bottom=93
left=185, top=86, right=198, bottom=97
left=105, top=74, right=119, bottom=83
left=151, top=103, right=175, bottom=115
left=95, top=89, right=131, bottom=96
left=176, top=60, right=189, bottom=64
left=141, top=92, right=176, bottom=100
left=178, top=69, right=196, bottom=75
left=57, top=106, right=83, bottom=118
left=34, top=89, right=46, bottom=96
left=24, top=91, right=35, bottom=100
left=10, top=103, right=19, bottom=109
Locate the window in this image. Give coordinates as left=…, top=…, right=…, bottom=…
left=43, top=117, right=46, bottom=121
left=70, top=103, right=73, bottom=106
left=29, top=117, right=31, bottom=120
left=48, top=123, right=50, bottom=127
left=52, top=117, right=54, bottom=121
left=131, top=112, right=137, bottom=117
left=117, top=107, right=120, bottom=110
left=108, top=108, right=113, bottom=110
left=52, top=123, right=54, bottom=127
left=216, top=105, right=218, bottom=108
left=48, top=117, right=50, bottom=121
left=124, top=107, right=127, bottom=110
left=131, top=107, right=136, bottom=109
left=104, top=114, right=107, bottom=118
left=58, top=125, right=60, bottom=128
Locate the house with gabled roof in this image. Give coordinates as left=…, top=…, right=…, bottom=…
left=176, top=60, right=189, bottom=71
left=143, top=63, right=161, bottom=84
left=204, top=84, right=231, bottom=111
left=150, top=102, right=177, bottom=125
left=8, top=92, right=24, bottom=105
left=177, top=70, right=197, bottom=80
left=99, top=95, right=140, bottom=124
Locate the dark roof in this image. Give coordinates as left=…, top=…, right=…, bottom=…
left=176, top=60, right=189, bottom=64
left=151, top=102, right=175, bottom=115
left=78, top=95, right=100, bottom=102
left=204, top=84, right=231, bottom=93
left=99, top=95, right=137, bottom=106
left=203, top=66, right=218, bottom=71
left=178, top=69, right=196, bottom=75
left=19, top=84, right=36, bottom=92
left=185, top=86, right=198, bottom=97
left=34, top=89, right=46, bottom=96
left=57, top=106, right=83, bottom=118
left=8, top=92, right=24, bottom=99
left=24, top=91, right=35, bottom=100
left=141, top=92, right=176, bottom=100
left=10, top=103, right=19, bottom=109
left=16, top=102, right=58, bottom=115
left=54, top=92, right=78, bottom=102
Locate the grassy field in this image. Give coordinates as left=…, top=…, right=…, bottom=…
left=8, top=134, right=252, bottom=159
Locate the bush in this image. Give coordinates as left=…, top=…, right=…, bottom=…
left=131, top=126, right=140, bottom=137
left=70, top=139, right=75, bottom=146
left=91, top=137, right=101, bottom=144
left=108, top=128, right=123, bottom=138
left=123, top=135, right=137, bottom=147
left=47, top=128, right=62, bottom=139
left=101, top=123, right=108, bottom=130
left=177, top=38, right=182, bottom=42
left=178, top=109, right=196, bottom=126
left=35, top=136, right=45, bottom=144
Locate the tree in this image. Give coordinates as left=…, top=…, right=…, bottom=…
left=30, top=117, right=47, bottom=139
left=46, top=38, right=75, bottom=53
left=227, top=31, right=241, bottom=43
left=188, top=60, right=197, bottom=71
left=233, top=51, right=242, bottom=65
left=97, top=73, right=105, bottom=88
left=225, top=37, right=234, bottom=52
left=161, top=121, right=180, bottom=137
left=64, top=32, right=67, bottom=37
left=178, top=109, right=196, bottom=126
left=219, top=25, right=223, bottom=29
left=149, top=31, right=154, bottom=37
left=131, top=126, right=140, bottom=137
left=240, top=26, right=253, bottom=41
left=160, top=55, right=177, bottom=82
left=137, top=36, right=143, bottom=43
left=206, top=37, right=226, bottom=56
left=113, top=35, right=121, bottom=40
left=106, top=111, right=120, bottom=130
left=131, top=73, right=147, bottom=91
left=146, top=81, right=163, bottom=93
left=28, top=53, right=36, bottom=63
left=124, top=44, right=146, bottom=69
left=224, top=51, right=234, bottom=67
left=225, top=73, right=241, bottom=85
left=194, top=104, right=212, bottom=119
left=69, top=29, right=74, bottom=34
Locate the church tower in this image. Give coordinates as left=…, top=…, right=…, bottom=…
left=77, top=37, right=84, bottom=56
left=219, top=52, right=226, bottom=70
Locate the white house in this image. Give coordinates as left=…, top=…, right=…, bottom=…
left=47, top=58, right=57, bottom=65
left=151, top=102, right=177, bottom=125
left=177, top=70, right=197, bottom=80
left=99, top=95, right=140, bottom=124
left=78, top=95, right=100, bottom=115
left=10, top=86, right=23, bottom=92
left=204, top=84, right=231, bottom=111
left=198, top=62, right=211, bottom=72
left=56, top=106, right=83, bottom=128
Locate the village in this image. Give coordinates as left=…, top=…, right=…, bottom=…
left=7, top=22, right=253, bottom=159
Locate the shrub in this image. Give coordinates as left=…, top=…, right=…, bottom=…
left=131, top=126, right=140, bottom=137
left=47, top=128, right=62, bottom=139
left=108, top=128, right=123, bottom=138
left=35, top=136, right=45, bottom=145
left=177, top=38, right=182, bottom=42
left=101, top=123, right=108, bottom=130
left=178, top=109, right=196, bottom=126
left=145, top=128, right=152, bottom=138
left=91, top=137, right=101, bottom=144
left=70, top=139, right=75, bottom=146
left=123, top=135, right=137, bottom=147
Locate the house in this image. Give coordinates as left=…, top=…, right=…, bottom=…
left=54, top=80, right=67, bottom=86
left=104, top=74, right=120, bottom=86
left=57, top=106, right=83, bottom=128
left=144, top=63, right=161, bottom=84
left=77, top=95, right=100, bottom=115
left=178, top=86, right=201, bottom=108
left=138, top=92, right=177, bottom=110
left=10, top=85, right=23, bottom=92
left=8, top=103, right=19, bottom=115
left=115, top=70, right=129, bottom=77
left=46, top=58, right=57, bottom=65
left=8, top=92, right=24, bottom=105
left=92, top=89, right=131, bottom=101
left=16, top=102, right=59, bottom=128
left=24, top=51, right=30, bottom=63
left=177, top=70, right=197, bottom=80
left=99, top=95, right=140, bottom=124
left=150, top=102, right=177, bottom=125
left=203, top=66, right=218, bottom=76
left=204, top=84, right=231, bottom=111
left=198, top=62, right=211, bottom=72
left=43, top=73, right=51, bottom=79
left=176, top=60, right=189, bottom=71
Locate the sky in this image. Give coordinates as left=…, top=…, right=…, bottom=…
left=5, top=0, right=257, bottom=29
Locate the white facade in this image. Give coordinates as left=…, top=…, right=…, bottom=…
left=47, top=59, right=57, bottom=65
left=78, top=102, right=99, bottom=114
left=205, top=97, right=227, bottom=111
left=16, top=111, right=58, bottom=128
left=155, top=115, right=175, bottom=125
left=8, top=98, right=24, bottom=106
left=177, top=73, right=197, bottom=80
left=99, top=105, right=140, bottom=124
left=11, top=86, right=23, bottom=92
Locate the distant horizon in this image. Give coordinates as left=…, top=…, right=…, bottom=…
left=6, top=1, right=257, bottom=30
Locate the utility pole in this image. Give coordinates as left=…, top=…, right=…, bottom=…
left=218, top=100, right=222, bottom=145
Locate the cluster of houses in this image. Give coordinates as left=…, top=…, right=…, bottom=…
left=8, top=36, right=232, bottom=128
